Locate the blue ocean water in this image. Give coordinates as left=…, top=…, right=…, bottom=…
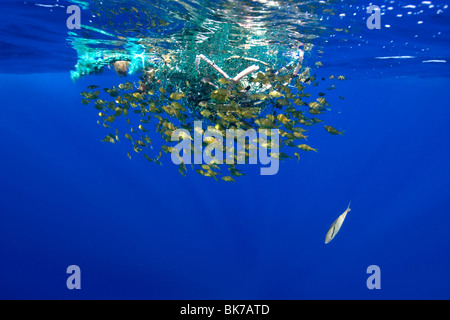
left=0, top=0, right=449, bottom=300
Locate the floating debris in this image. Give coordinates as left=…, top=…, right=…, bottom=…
left=113, top=61, right=130, bottom=76
left=76, top=35, right=346, bottom=180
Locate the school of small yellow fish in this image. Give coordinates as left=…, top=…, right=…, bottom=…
left=77, top=9, right=347, bottom=182
left=81, top=61, right=346, bottom=181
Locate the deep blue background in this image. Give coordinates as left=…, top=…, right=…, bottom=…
left=0, top=72, right=449, bottom=299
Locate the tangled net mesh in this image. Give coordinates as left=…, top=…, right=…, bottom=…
left=74, top=1, right=345, bottom=181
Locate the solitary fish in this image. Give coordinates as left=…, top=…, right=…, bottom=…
left=324, top=125, right=344, bottom=135
left=325, top=202, right=351, bottom=244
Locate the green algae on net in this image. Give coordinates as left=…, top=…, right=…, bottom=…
left=72, top=0, right=347, bottom=181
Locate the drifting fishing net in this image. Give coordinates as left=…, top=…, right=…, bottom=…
left=72, top=0, right=346, bottom=180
